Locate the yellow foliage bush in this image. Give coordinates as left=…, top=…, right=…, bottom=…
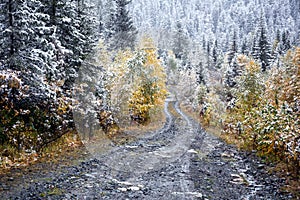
left=222, top=48, right=300, bottom=174
left=128, top=36, right=167, bottom=124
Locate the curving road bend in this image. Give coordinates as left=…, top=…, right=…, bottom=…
left=89, top=92, right=205, bottom=199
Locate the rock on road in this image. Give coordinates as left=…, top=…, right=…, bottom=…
left=0, top=92, right=294, bottom=200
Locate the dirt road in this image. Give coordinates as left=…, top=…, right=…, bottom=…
left=0, top=92, right=294, bottom=199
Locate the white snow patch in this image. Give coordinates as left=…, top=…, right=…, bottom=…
left=187, top=149, right=198, bottom=154
left=118, top=188, right=127, bottom=192
left=172, top=192, right=203, bottom=198
left=129, top=186, right=140, bottom=191
left=125, top=145, right=139, bottom=149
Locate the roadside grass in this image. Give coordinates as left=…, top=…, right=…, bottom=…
left=120, top=105, right=166, bottom=137
left=40, top=187, right=65, bottom=197
left=180, top=102, right=300, bottom=198
left=0, top=103, right=167, bottom=173
left=0, top=131, right=84, bottom=174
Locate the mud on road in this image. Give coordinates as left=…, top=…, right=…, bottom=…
left=0, top=93, right=295, bottom=199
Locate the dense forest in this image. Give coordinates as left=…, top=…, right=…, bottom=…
left=0, top=0, right=299, bottom=178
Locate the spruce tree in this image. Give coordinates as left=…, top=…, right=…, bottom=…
left=0, top=0, right=53, bottom=73
left=241, top=39, right=248, bottom=55
left=172, top=21, right=188, bottom=60
left=212, top=40, right=218, bottom=68
left=205, top=41, right=212, bottom=69
left=0, top=0, right=15, bottom=69
left=172, top=21, right=189, bottom=60
left=109, top=0, right=137, bottom=50
left=225, top=56, right=240, bottom=88
left=252, top=13, right=273, bottom=72
left=280, top=30, right=292, bottom=54
left=196, top=62, right=206, bottom=85
left=103, top=0, right=116, bottom=41
left=227, top=30, right=238, bottom=65
left=40, top=0, right=97, bottom=87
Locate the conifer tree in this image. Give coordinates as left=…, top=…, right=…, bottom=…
left=40, top=0, right=97, bottom=87
left=225, top=56, right=240, bottom=88
left=241, top=39, right=248, bottom=55
left=172, top=21, right=189, bottom=60
left=202, top=36, right=206, bottom=50
left=196, top=62, right=206, bottom=85
left=252, top=13, right=273, bottom=72
left=103, top=0, right=116, bottom=41
left=279, top=30, right=292, bottom=54
left=109, top=0, right=137, bottom=50
left=272, top=29, right=281, bottom=56
left=227, top=30, right=238, bottom=65
left=212, top=40, right=218, bottom=66
left=206, top=41, right=211, bottom=68
left=0, top=0, right=55, bottom=75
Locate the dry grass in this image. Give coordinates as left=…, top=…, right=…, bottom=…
left=0, top=131, right=83, bottom=174
left=268, top=162, right=300, bottom=198
left=180, top=103, right=300, bottom=198
left=122, top=105, right=166, bottom=136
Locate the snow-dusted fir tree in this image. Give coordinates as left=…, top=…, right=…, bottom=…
left=94, top=0, right=105, bottom=34
left=103, top=0, right=116, bottom=41
left=251, top=12, right=273, bottom=72
left=195, top=62, right=206, bottom=86
left=172, top=21, right=189, bottom=60
left=108, top=0, right=137, bottom=50
left=227, top=30, right=238, bottom=65
left=39, top=0, right=97, bottom=87
left=212, top=40, right=218, bottom=68
left=279, top=30, right=292, bottom=55
left=0, top=0, right=56, bottom=76
left=241, top=39, right=248, bottom=55
left=224, top=29, right=240, bottom=89
left=225, top=56, right=240, bottom=88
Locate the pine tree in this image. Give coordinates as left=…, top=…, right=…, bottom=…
left=227, top=30, right=238, bottom=65
left=109, top=0, right=137, bottom=50
left=224, top=29, right=240, bottom=91
left=0, top=0, right=15, bottom=69
left=212, top=40, right=218, bottom=66
left=225, top=56, right=240, bottom=88
left=103, top=0, right=116, bottom=41
left=276, top=30, right=281, bottom=43
left=241, top=39, right=248, bottom=55
left=40, top=0, right=97, bottom=87
left=196, top=62, right=206, bottom=85
left=202, top=36, right=206, bottom=50
left=95, top=0, right=105, bottom=34
left=0, top=0, right=55, bottom=75
left=280, top=30, right=292, bottom=54
left=172, top=20, right=189, bottom=60
left=205, top=41, right=212, bottom=69
left=252, top=13, right=273, bottom=72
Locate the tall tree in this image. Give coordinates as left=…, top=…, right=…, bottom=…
left=279, top=30, right=292, bottom=54
left=0, top=0, right=55, bottom=75
left=212, top=40, right=218, bottom=67
left=241, top=39, right=248, bottom=55
left=40, top=0, right=97, bottom=87
left=172, top=21, right=189, bottom=60
left=252, top=12, right=273, bottom=72
left=103, top=0, right=116, bottom=41
left=196, top=62, right=206, bottom=85
left=227, top=30, right=238, bottom=65
left=206, top=41, right=211, bottom=68
left=108, top=0, right=137, bottom=50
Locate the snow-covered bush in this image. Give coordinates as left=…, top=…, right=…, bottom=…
left=222, top=48, right=299, bottom=174
left=0, top=69, right=72, bottom=151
